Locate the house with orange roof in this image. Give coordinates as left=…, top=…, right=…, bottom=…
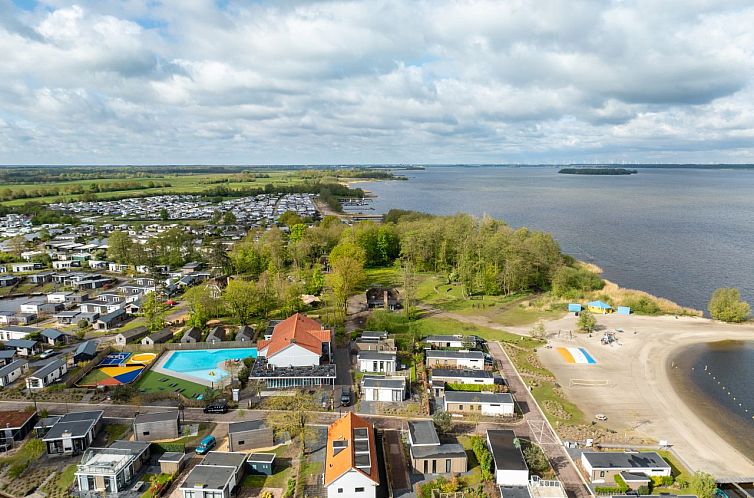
left=257, top=313, right=333, bottom=368
left=324, top=413, right=380, bottom=498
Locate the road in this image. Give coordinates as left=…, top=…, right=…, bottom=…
left=487, top=341, right=591, bottom=498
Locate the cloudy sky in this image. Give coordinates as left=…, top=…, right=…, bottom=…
left=1, top=0, right=754, bottom=165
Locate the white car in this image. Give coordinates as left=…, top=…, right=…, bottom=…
left=595, top=413, right=608, bottom=421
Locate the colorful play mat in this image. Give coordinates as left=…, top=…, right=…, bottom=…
left=78, top=352, right=157, bottom=387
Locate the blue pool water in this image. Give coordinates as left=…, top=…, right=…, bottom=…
left=162, top=348, right=257, bottom=382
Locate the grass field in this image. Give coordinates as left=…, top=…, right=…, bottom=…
left=135, top=370, right=208, bottom=399
left=78, top=368, right=109, bottom=386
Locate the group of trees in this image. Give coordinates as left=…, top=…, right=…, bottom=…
left=0, top=180, right=172, bottom=202
left=108, top=228, right=198, bottom=269
left=708, top=288, right=750, bottom=323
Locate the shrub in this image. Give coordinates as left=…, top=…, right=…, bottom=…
left=153, top=442, right=186, bottom=453
left=637, top=485, right=650, bottom=495
left=614, top=474, right=629, bottom=492
left=470, top=436, right=493, bottom=482
left=551, top=266, right=604, bottom=297
left=594, top=486, right=625, bottom=495
left=708, top=288, right=750, bottom=322
left=444, top=383, right=495, bottom=392
left=622, top=296, right=661, bottom=315
left=523, top=444, right=549, bottom=475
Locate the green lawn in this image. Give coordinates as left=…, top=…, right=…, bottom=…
left=104, top=424, right=130, bottom=444
left=135, top=370, right=208, bottom=399
left=78, top=368, right=109, bottom=386
left=530, top=380, right=585, bottom=426
left=363, top=266, right=402, bottom=288
left=657, top=450, right=689, bottom=479
left=457, top=436, right=482, bottom=486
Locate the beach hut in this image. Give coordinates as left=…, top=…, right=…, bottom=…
left=587, top=300, right=613, bottom=314
left=617, top=306, right=631, bottom=315
left=568, top=303, right=582, bottom=313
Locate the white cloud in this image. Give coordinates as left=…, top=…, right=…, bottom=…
left=0, top=0, right=753, bottom=164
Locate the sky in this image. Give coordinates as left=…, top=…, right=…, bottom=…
left=1, top=0, right=754, bottom=165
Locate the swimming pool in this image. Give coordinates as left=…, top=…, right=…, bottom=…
left=161, top=348, right=257, bottom=383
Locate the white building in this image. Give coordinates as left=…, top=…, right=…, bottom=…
left=361, top=376, right=407, bottom=402
left=444, top=392, right=515, bottom=416
left=257, top=313, right=332, bottom=368
left=425, top=350, right=485, bottom=369
left=487, top=429, right=529, bottom=486
left=0, top=360, right=28, bottom=387
left=356, top=351, right=397, bottom=374
left=26, top=358, right=68, bottom=390
left=324, top=413, right=379, bottom=498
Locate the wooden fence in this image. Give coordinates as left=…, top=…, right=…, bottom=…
left=120, top=341, right=257, bottom=354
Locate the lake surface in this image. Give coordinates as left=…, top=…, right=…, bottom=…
left=668, top=341, right=754, bottom=460
left=361, top=166, right=754, bottom=311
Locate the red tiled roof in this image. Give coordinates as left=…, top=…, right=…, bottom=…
left=324, top=412, right=379, bottom=486
left=256, top=313, right=330, bottom=358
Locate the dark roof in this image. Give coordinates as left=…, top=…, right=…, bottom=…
left=425, top=335, right=465, bottom=342
left=236, top=326, right=253, bottom=341
left=499, top=485, right=531, bottom=498
left=486, top=429, right=527, bottom=471
left=410, top=443, right=467, bottom=460
left=41, top=329, right=66, bottom=340
left=0, top=350, right=16, bottom=359
left=74, top=340, right=97, bottom=357
left=182, top=465, right=235, bottom=490
left=248, top=452, right=276, bottom=463
left=425, top=350, right=484, bottom=359
left=357, top=350, right=396, bottom=360
left=0, top=359, right=26, bottom=377
left=362, top=376, right=405, bottom=389
left=182, top=327, right=202, bottom=340
left=5, top=339, right=38, bottom=348
left=134, top=411, right=179, bottom=425
left=159, top=452, right=186, bottom=463
left=200, top=451, right=247, bottom=469
left=581, top=451, right=670, bottom=470
left=34, top=416, right=61, bottom=429
left=431, top=368, right=493, bottom=379
left=228, top=420, right=266, bottom=434
left=207, top=326, right=226, bottom=341
left=444, top=392, right=513, bottom=404
left=145, top=328, right=173, bottom=343
left=620, top=471, right=651, bottom=482
left=97, top=308, right=126, bottom=323
left=119, top=326, right=149, bottom=340
left=408, top=421, right=440, bottom=446
left=360, top=330, right=388, bottom=339
left=30, top=358, right=65, bottom=379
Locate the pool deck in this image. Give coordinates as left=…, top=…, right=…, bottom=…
left=151, top=350, right=230, bottom=388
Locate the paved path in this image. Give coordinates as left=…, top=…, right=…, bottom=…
left=488, top=341, right=592, bottom=498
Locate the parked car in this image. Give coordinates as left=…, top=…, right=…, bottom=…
left=595, top=413, right=608, bottom=421
left=203, top=399, right=228, bottom=414
left=340, top=388, right=351, bottom=407
left=195, top=435, right=216, bottom=455
left=39, top=350, right=57, bottom=359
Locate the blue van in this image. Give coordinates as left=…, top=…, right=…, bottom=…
left=195, top=435, right=216, bottom=455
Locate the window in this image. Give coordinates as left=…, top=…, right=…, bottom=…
left=599, top=471, right=605, bottom=478
left=355, top=487, right=365, bottom=492
left=458, top=404, right=463, bottom=410
left=142, top=431, right=150, bottom=436
left=337, top=489, right=343, bottom=493
left=238, top=440, right=245, bottom=445
left=446, top=459, right=451, bottom=473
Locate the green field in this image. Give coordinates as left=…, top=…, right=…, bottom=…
left=135, top=370, right=208, bottom=399
left=78, top=368, right=109, bottom=386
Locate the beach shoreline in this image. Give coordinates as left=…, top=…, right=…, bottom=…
left=536, top=313, right=754, bottom=477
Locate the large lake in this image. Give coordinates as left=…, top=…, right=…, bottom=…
left=360, top=166, right=754, bottom=311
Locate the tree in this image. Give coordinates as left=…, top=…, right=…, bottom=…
left=223, top=210, right=237, bottom=225
left=523, top=444, right=550, bottom=475
left=223, top=278, right=262, bottom=325
left=531, top=321, right=547, bottom=340
left=184, top=285, right=223, bottom=328
left=400, top=258, right=418, bottom=319
left=8, top=235, right=26, bottom=257
left=432, top=410, right=453, bottom=435
left=142, top=292, right=167, bottom=331
left=265, top=392, right=320, bottom=453
left=108, top=231, right=133, bottom=265
left=708, top=288, right=750, bottom=323
left=159, top=208, right=169, bottom=221
left=278, top=210, right=304, bottom=227
left=327, top=240, right=366, bottom=318
left=689, top=471, right=717, bottom=498
left=577, top=309, right=596, bottom=333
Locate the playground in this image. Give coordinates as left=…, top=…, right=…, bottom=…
left=78, top=352, right=157, bottom=387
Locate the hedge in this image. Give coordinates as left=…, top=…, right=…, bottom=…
left=444, top=383, right=496, bottom=392
left=153, top=442, right=186, bottom=453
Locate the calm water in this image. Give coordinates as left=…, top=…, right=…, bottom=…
left=362, top=166, right=754, bottom=311
left=668, top=341, right=754, bottom=459
left=162, top=348, right=257, bottom=382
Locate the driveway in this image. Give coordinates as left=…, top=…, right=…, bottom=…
left=383, top=429, right=410, bottom=494
left=333, top=346, right=352, bottom=387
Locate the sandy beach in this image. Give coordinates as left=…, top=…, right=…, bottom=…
left=535, top=313, right=754, bottom=478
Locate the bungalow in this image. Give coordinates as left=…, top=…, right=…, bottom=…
left=227, top=420, right=274, bottom=452
left=52, top=260, right=80, bottom=270
left=0, top=325, right=36, bottom=341
left=29, top=272, right=55, bottom=284
left=5, top=339, right=41, bottom=357
left=236, top=325, right=254, bottom=342
left=26, top=358, right=67, bottom=389
left=324, top=413, right=380, bottom=498
left=19, top=301, right=61, bottom=315
left=206, top=326, right=226, bottom=343
left=0, top=275, right=19, bottom=287
left=54, top=311, right=85, bottom=326
left=180, top=451, right=247, bottom=498
left=88, top=260, right=108, bottom=270
left=356, top=351, right=397, bottom=374
left=133, top=411, right=180, bottom=441
left=0, top=360, right=28, bottom=387
left=72, top=277, right=113, bottom=290
left=181, top=261, right=203, bottom=275
left=486, top=429, right=529, bottom=486
left=115, top=326, right=149, bottom=346
left=75, top=440, right=151, bottom=494
left=93, top=309, right=128, bottom=331
left=108, top=263, right=130, bottom=273
left=73, top=340, right=98, bottom=363
left=42, top=410, right=103, bottom=455
left=248, top=453, right=276, bottom=476
left=443, top=392, right=515, bottom=417
left=0, top=350, right=17, bottom=366
left=430, top=368, right=495, bottom=387
left=424, top=334, right=477, bottom=349
left=0, top=410, right=37, bottom=450
left=425, top=350, right=485, bottom=370
left=124, top=299, right=142, bottom=315
left=47, top=291, right=74, bottom=304
left=580, top=452, right=671, bottom=484
left=180, top=327, right=202, bottom=343
left=361, top=375, right=407, bottom=402
left=40, top=328, right=70, bottom=346
left=10, top=262, right=41, bottom=272
left=353, top=330, right=396, bottom=353
left=80, top=301, right=116, bottom=314
left=256, top=313, right=332, bottom=368
left=141, top=328, right=173, bottom=346
left=408, top=420, right=467, bottom=475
